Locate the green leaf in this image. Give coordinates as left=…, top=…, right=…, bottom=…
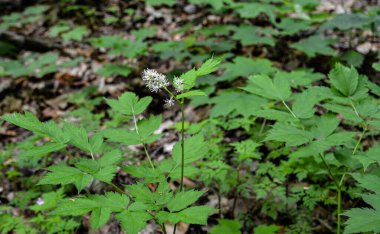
left=19, top=142, right=66, bottom=159
left=106, top=92, right=152, bottom=115
left=167, top=190, right=205, bottom=212
left=97, top=149, right=122, bottom=167
left=254, top=224, right=281, bottom=234
left=62, top=26, right=89, bottom=41
left=210, top=219, right=242, bottom=234
left=103, top=129, right=141, bottom=145
left=115, top=211, right=151, bottom=234
left=126, top=184, right=155, bottom=204
left=96, top=64, right=132, bottom=77
left=167, top=205, right=216, bottom=225
left=38, top=164, right=92, bottom=192
left=180, top=68, right=197, bottom=90
left=328, top=63, right=359, bottom=97
left=211, top=91, right=267, bottom=118
left=265, top=123, right=313, bottom=147
left=291, top=35, right=336, bottom=57
left=320, top=13, right=370, bottom=31
left=63, top=123, right=92, bottom=152
left=196, top=56, right=223, bottom=76
left=232, top=25, right=275, bottom=46
left=176, top=90, right=206, bottom=99
left=276, top=18, right=310, bottom=35
left=137, top=115, right=162, bottom=143
left=53, top=192, right=130, bottom=230
left=235, top=2, right=276, bottom=23
left=243, top=74, right=291, bottom=101
left=343, top=173, right=380, bottom=233
left=291, top=90, right=317, bottom=119
left=172, top=134, right=208, bottom=165
left=220, top=57, right=276, bottom=82
left=1, top=112, right=43, bottom=134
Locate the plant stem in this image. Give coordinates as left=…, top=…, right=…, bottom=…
left=350, top=100, right=360, bottom=118
left=258, top=119, right=267, bottom=136
left=132, top=111, right=155, bottom=171
left=179, top=99, right=185, bottom=192
left=352, top=124, right=367, bottom=155
left=337, top=187, right=341, bottom=234
left=281, top=100, right=297, bottom=119
left=109, top=182, right=125, bottom=194
left=319, top=154, right=339, bottom=188
left=319, top=153, right=345, bottom=234
left=174, top=99, right=185, bottom=234
left=161, top=224, right=168, bottom=234
left=143, top=143, right=155, bottom=171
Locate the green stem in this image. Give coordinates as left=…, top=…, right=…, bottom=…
left=319, top=154, right=339, bottom=188
left=319, top=154, right=345, bottom=234
left=143, top=143, right=155, bottom=171
left=258, top=119, right=267, bottom=136
left=132, top=110, right=155, bottom=171
left=179, top=99, right=185, bottom=192
left=350, top=100, right=360, bottom=118
left=174, top=99, right=185, bottom=234
left=163, top=87, right=181, bottom=104
left=282, top=100, right=297, bottom=119
left=352, top=124, right=367, bottom=155
left=337, top=187, right=341, bottom=234
left=108, top=182, right=125, bottom=194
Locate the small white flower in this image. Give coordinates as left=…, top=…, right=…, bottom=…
left=173, top=76, right=184, bottom=93
left=36, top=197, right=44, bottom=206
left=142, top=69, right=168, bottom=92
left=164, top=97, right=175, bottom=108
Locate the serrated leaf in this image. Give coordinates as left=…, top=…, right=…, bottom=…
left=291, top=35, right=336, bottom=57
left=167, top=190, right=205, bottom=212
left=181, top=68, right=197, bottom=90
left=196, top=56, right=223, bottom=76
left=328, top=63, right=359, bottom=97
left=176, top=90, right=206, bottom=99
left=97, top=149, right=122, bottom=167
left=167, top=205, right=216, bottom=225
left=232, top=25, right=275, bottom=46
left=137, top=115, right=162, bottom=143
left=210, top=219, right=242, bottom=234
left=126, top=184, right=155, bottom=204
left=265, top=123, right=312, bottom=147
left=344, top=173, right=380, bottom=233
left=1, top=112, right=43, bottom=134
left=236, top=2, right=276, bottom=23
left=220, top=57, right=276, bottom=82
left=106, top=92, right=152, bottom=116
left=102, top=128, right=141, bottom=145
left=292, top=90, right=317, bottom=119
left=63, top=123, right=92, bottom=152
left=172, top=134, right=208, bottom=165
left=38, top=164, right=92, bottom=192
left=19, top=142, right=66, bottom=159
left=243, top=74, right=291, bottom=101
left=53, top=192, right=129, bottom=230
left=116, top=210, right=151, bottom=234
left=211, top=91, right=267, bottom=118
left=320, top=13, right=370, bottom=31
left=96, top=64, right=132, bottom=77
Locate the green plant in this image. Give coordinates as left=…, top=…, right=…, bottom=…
left=0, top=57, right=222, bottom=234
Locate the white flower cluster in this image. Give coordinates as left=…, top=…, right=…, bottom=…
left=142, top=69, right=169, bottom=92
left=173, top=76, right=184, bottom=93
